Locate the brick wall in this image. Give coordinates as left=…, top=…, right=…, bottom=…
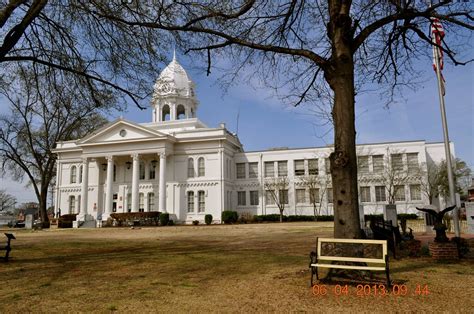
left=428, top=242, right=459, bottom=260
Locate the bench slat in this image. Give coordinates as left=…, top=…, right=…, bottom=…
left=318, top=238, right=387, bottom=245
left=317, top=256, right=384, bottom=264
left=311, top=264, right=386, bottom=271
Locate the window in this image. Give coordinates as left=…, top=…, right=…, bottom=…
left=162, top=104, right=170, bottom=121
left=237, top=191, right=246, bottom=206
left=296, top=189, right=306, bottom=204
left=249, top=162, right=258, bottom=178
left=279, top=189, right=289, bottom=205
left=375, top=186, right=386, bottom=202
left=278, top=161, right=288, bottom=177
left=236, top=163, right=246, bottom=179
left=250, top=191, right=259, bottom=205
left=325, top=158, right=331, bottom=174
left=149, top=162, right=156, bottom=180
left=139, top=193, right=144, bottom=212
left=360, top=187, right=371, bottom=203
left=176, top=104, right=185, bottom=120
left=394, top=185, right=406, bottom=201
left=327, top=188, right=333, bottom=203
left=407, top=153, right=419, bottom=173
left=308, top=159, right=318, bottom=175
left=198, top=191, right=205, bottom=212
left=78, top=165, right=83, bottom=183
left=70, top=166, right=77, bottom=184
left=127, top=193, right=131, bottom=212
left=139, top=162, right=145, bottom=180
left=372, top=155, right=384, bottom=173
left=113, top=165, right=117, bottom=182
left=148, top=193, right=155, bottom=211
left=358, top=156, right=369, bottom=174
left=187, top=191, right=194, bottom=212
left=198, top=157, right=205, bottom=177
left=294, top=160, right=305, bottom=176
left=309, top=188, right=320, bottom=204
left=264, top=162, right=274, bottom=177
left=410, top=184, right=421, bottom=201
left=69, top=195, right=76, bottom=214
left=188, top=158, right=194, bottom=178
left=265, top=190, right=275, bottom=205
left=391, top=154, right=403, bottom=171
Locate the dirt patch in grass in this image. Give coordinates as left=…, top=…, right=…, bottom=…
left=0, top=223, right=472, bottom=313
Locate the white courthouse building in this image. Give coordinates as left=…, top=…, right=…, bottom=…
left=53, top=56, right=454, bottom=226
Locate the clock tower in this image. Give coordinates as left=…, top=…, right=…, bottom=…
left=151, top=52, right=198, bottom=122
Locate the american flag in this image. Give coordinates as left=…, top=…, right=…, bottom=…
left=431, top=17, right=446, bottom=95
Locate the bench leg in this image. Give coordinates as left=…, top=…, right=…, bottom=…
left=385, top=255, right=391, bottom=287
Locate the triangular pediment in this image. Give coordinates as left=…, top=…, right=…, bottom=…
left=78, top=119, right=169, bottom=145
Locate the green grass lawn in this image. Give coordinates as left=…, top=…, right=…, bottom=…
left=0, top=223, right=472, bottom=313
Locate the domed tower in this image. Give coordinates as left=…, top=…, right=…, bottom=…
left=151, top=52, right=198, bottom=122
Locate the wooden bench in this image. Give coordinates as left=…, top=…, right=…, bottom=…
left=309, top=237, right=391, bottom=287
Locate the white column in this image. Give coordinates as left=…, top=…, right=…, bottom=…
left=103, top=156, right=114, bottom=220
left=159, top=152, right=167, bottom=212
left=131, top=153, right=140, bottom=212
left=79, top=157, right=89, bottom=219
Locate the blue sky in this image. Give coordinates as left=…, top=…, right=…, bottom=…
left=0, top=52, right=472, bottom=204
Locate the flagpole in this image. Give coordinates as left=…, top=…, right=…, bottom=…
left=433, top=41, right=460, bottom=237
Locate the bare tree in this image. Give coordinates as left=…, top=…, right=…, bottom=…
left=420, top=158, right=472, bottom=206
left=0, top=189, right=16, bottom=212
left=1, top=1, right=169, bottom=109
left=420, top=161, right=442, bottom=205
left=300, top=173, right=331, bottom=220
left=264, top=176, right=289, bottom=223
left=0, top=65, right=108, bottom=226
left=79, top=1, right=473, bottom=238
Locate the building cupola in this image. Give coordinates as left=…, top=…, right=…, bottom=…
left=151, top=51, right=198, bottom=122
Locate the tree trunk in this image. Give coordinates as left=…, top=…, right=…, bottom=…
left=326, top=9, right=360, bottom=239
left=39, top=184, right=50, bottom=227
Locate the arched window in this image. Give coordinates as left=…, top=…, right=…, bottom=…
left=139, top=162, right=145, bottom=180
left=69, top=195, right=76, bottom=214
left=188, top=158, right=194, bottom=178
left=78, top=165, right=83, bottom=183
left=70, top=166, right=77, bottom=184
left=198, top=157, right=205, bottom=177
left=198, top=191, right=205, bottom=212
left=139, top=193, right=144, bottom=212
left=177, top=104, right=186, bottom=120
left=187, top=191, right=194, bottom=212
left=148, top=193, right=155, bottom=211
left=162, top=104, right=170, bottom=121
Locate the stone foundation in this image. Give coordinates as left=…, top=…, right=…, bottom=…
left=428, top=242, right=459, bottom=260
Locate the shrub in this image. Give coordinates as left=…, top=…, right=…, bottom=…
left=58, top=213, right=78, bottom=228
left=159, top=213, right=170, bottom=226
left=168, top=220, right=175, bottom=226
left=397, top=213, right=419, bottom=220
left=205, top=214, right=213, bottom=225
left=110, top=211, right=160, bottom=226
left=451, top=237, right=469, bottom=258
left=192, top=220, right=199, bottom=225
left=420, top=245, right=430, bottom=257
left=238, top=212, right=255, bottom=224
left=222, top=211, right=238, bottom=224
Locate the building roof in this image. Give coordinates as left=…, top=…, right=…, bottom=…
left=152, top=53, right=195, bottom=99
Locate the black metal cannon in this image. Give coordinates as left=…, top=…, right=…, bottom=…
left=2, top=233, right=16, bottom=262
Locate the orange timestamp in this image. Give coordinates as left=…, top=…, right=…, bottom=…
left=311, top=284, right=430, bottom=297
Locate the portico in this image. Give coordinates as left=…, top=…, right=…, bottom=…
left=74, top=150, right=169, bottom=222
